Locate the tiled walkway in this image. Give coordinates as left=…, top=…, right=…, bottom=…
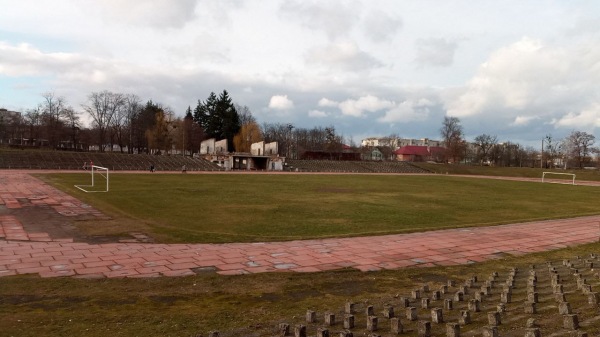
left=1, top=171, right=599, bottom=278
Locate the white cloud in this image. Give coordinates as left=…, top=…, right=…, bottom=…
left=94, top=0, right=199, bottom=28
left=338, top=95, right=395, bottom=117
left=308, top=109, right=328, bottom=118
left=511, top=115, right=538, bottom=126
left=446, top=36, right=599, bottom=125
left=318, top=94, right=437, bottom=123
left=362, top=10, right=402, bottom=43
left=318, top=98, right=339, bottom=107
left=414, top=38, right=458, bottom=67
left=0, top=42, right=83, bottom=77
left=305, top=40, right=383, bottom=71
left=268, top=95, right=294, bottom=110
left=378, top=99, right=433, bottom=123
left=551, top=104, right=600, bottom=129
left=279, top=0, right=359, bottom=40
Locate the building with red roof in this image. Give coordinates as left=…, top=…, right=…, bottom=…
left=394, top=145, right=446, bottom=162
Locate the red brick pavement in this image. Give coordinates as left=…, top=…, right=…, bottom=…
left=1, top=171, right=599, bottom=278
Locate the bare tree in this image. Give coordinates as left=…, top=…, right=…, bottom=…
left=23, top=108, right=42, bottom=145
left=3, top=110, right=26, bottom=145
left=542, top=134, right=561, bottom=168
left=62, top=107, right=81, bottom=150
left=440, top=116, right=465, bottom=163
left=562, top=130, right=596, bottom=168
left=123, top=94, right=141, bottom=154
left=473, top=134, right=497, bottom=165
left=40, top=92, right=68, bottom=148
left=234, top=104, right=256, bottom=126
left=82, top=91, right=125, bottom=152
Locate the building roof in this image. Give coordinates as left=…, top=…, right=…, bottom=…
left=394, top=145, right=445, bottom=156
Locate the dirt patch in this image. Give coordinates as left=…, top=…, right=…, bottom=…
left=192, top=266, right=218, bottom=274
left=8, top=206, right=83, bottom=240
left=1, top=204, right=151, bottom=244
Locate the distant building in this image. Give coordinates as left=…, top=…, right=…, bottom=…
left=200, top=138, right=284, bottom=171
left=361, top=136, right=443, bottom=148
left=394, top=145, right=446, bottom=162
left=362, top=147, right=384, bottom=161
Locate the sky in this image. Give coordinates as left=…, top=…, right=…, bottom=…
left=1, top=0, right=600, bottom=147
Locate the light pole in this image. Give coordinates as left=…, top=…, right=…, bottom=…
left=541, top=138, right=544, bottom=169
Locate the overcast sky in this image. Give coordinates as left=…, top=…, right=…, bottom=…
left=1, top=0, right=599, bottom=146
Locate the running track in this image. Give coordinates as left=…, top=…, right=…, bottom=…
left=1, top=171, right=599, bottom=278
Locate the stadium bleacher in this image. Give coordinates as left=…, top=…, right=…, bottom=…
left=0, top=150, right=223, bottom=171
left=0, top=150, right=431, bottom=173
left=285, top=159, right=431, bottom=174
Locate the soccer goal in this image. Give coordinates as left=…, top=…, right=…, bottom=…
left=75, top=165, right=110, bottom=192
left=542, top=172, right=576, bottom=185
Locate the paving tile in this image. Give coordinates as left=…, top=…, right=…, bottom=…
left=167, top=262, right=199, bottom=270
left=135, top=266, right=170, bottom=274
left=39, top=270, right=76, bottom=278
left=0, top=270, right=17, bottom=277
left=289, top=266, right=321, bottom=273
left=84, top=260, right=116, bottom=268
left=161, top=269, right=196, bottom=277
left=217, top=269, right=249, bottom=275
left=128, top=272, right=160, bottom=278
left=216, top=263, right=248, bottom=271
left=3, top=171, right=600, bottom=278
left=354, top=264, right=382, bottom=272
left=75, top=266, right=111, bottom=275
left=17, top=264, right=53, bottom=273
left=104, top=269, right=141, bottom=278
left=244, top=266, right=277, bottom=273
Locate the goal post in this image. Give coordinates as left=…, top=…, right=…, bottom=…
left=75, top=165, right=110, bottom=192
left=542, top=172, right=576, bottom=185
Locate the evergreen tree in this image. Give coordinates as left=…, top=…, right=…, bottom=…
left=194, top=90, right=240, bottom=152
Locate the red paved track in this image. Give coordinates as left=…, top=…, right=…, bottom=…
left=1, top=171, right=599, bottom=278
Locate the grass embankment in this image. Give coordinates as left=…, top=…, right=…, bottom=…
left=39, top=173, right=600, bottom=243
left=1, top=242, right=599, bottom=336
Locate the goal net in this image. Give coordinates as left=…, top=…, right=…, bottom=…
left=75, top=165, right=110, bottom=192
left=542, top=172, right=576, bottom=185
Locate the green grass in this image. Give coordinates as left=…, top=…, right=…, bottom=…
left=414, top=162, right=600, bottom=180
left=39, top=173, right=600, bottom=243
left=3, top=171, right=600, bottom=336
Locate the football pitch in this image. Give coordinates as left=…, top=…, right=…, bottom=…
left=41, top=173, right=600, bottom=244
left=4, top=171, right=600, bottom=336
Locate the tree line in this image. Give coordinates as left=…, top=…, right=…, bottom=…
left=1, top=91, right=597, bottom=168
left=440, top=116, right=597, bottom=168
left=0, top=90, right=347, bottom=158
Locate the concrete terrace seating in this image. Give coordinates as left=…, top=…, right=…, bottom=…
left=209, top=254, right=600, bottom=337
left=0, top=150, right=223, bottom=171
left=286, top=159, right=431, bottom=174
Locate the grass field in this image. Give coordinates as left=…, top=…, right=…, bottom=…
left=414, top=162, right=600, bottom=180
left=39, top=172, right=600, bottom=243
left=2, top=171, right=599, bottom=336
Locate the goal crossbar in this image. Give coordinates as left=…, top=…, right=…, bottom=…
left=75, top=165, right=109, bottom=192
left=542, top=172, right=576, bottom=185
